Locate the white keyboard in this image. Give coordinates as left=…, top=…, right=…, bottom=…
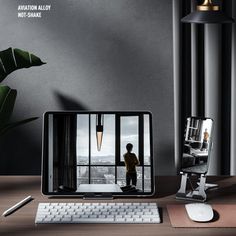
left=35, top=202, right=160, bottom=224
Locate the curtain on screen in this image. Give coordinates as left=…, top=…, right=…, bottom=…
left=53, top=114, right=77, bottom=191
left=173, top=0, right=236, bottom=175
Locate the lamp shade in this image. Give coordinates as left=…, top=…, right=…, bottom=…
left=181, top=0, right=234, bottom=24
left=181, top=10, right=234, bottom=24
left=96, top=130, right=103, bottom=151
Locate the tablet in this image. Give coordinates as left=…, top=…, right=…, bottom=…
left=42, top=111, right=154, bottom=197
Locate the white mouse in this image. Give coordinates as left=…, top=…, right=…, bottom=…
left=185, top=203, right=214, bottom=222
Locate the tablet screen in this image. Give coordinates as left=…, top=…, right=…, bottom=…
left=42, top=111, right=154, bottom=196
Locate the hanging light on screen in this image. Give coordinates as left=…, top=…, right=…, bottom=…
left=96, top=114, right=104, bottom=151
left=181, top=0, right=234, bottom=24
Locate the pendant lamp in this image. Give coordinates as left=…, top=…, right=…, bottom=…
left=181, top=0, right=234, bottom=24
left=96, top=114, right=104, bottom=151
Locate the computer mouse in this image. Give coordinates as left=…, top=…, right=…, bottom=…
left=185, top=203, right=214, bottom=222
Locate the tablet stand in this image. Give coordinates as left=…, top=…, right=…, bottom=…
left=176, top=172, right=218, bottom=202
left=83, top=193, right=113, bottom=200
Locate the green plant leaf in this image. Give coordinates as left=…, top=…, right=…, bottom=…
left=0, top=85, right=17, bottom=127
left=0, top=48, right=46, bottom=82
left=0, top=117, right=38, bottom=136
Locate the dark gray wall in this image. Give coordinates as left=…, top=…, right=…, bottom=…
left=0, top=0, right=174, bottom=175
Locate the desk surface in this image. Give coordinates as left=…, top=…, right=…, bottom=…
left=0, top=176, right=236, bottom=236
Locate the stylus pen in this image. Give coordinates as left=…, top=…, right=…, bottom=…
left=2, top=195, right=33, bottom=217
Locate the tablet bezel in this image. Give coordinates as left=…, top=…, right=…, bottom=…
left=41, top=111, right=155, bottom=197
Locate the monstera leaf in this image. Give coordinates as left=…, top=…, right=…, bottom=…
left=0, top=85, right=38, bottom=136
left=0, top=47, right=46, bottom=82
left=0, top=48, right=45, bottom=137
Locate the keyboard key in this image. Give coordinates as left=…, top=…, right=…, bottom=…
left=134, top=218, right=143, bottom=223
left=126, top=218, right=134, bottom=222
left=115, top=218, right=126, bottom=222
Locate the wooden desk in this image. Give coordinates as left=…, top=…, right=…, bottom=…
left=0, top=176, right=236, bottom=236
